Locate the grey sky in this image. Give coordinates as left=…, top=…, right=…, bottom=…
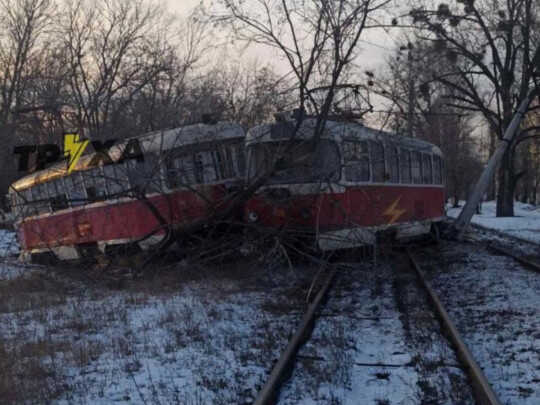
left=166, top=0, right=200, bottom=15
left=166, top=0, right=399, bottom=123
left=166, top=0, right=396, bottom=71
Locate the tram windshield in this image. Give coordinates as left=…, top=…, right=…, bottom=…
left=248, top=139, right=340, bottom=184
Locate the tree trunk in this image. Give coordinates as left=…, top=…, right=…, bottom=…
left=487, top=131, right=497, bottom=201
left=496, top=150, right=515, bottom=216
left=453, top=193, right=460, bottom=208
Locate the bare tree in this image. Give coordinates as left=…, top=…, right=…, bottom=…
left=216, top=62, right=294, bottom=128
left=375, top=38, right=483, bottom=205
left=212, top=0, right=391, bottom=136
left=0, top=0, right=55, bottom=194
left=408, top=0, right=540, bottom=216
left=58, top=0, right=178, bottom=139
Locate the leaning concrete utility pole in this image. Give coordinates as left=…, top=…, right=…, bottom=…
left=453, top=87, right=537, bottom=238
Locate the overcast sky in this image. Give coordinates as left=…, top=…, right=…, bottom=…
left=165, top=0, right=396, bottom=72
left=165, top=0, right=399, bottom=124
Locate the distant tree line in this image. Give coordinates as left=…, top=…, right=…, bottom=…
left=0, top=0, right=293, bottom=196
left=3, top=0, right=540, bottom=217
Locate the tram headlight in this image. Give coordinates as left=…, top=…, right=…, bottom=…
left=247, top=211, right=259, bottom=223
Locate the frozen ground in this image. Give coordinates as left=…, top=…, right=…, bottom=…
left=447, top=200, right=540, bottom=244
left=0, top=257, right=311, bottom=404
left=278, top=258, right=473, bottom=405
left=1, top=200, right=539, bottom=405
left=416, top=242, right=540, bottom=405
left=0, top=232, right=473, bottom=405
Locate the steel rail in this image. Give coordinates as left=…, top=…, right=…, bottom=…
left=487, top=244, right=540, bottom=273
left=407, top=250, right=503, bottom=405
left=253, top=268, right=337, bottom=405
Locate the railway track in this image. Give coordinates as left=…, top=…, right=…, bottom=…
left=486, top=243, right=540, bottom=273
left=253, top=266, right=338, bottom=405
left=253, top=244, right=508, bottom=405
left=407, top=249, right=502, bottom=405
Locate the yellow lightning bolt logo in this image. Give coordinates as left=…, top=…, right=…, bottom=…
left=64, top=134, right=89, bottom=174
left=383, top=196, right=407, bottom=224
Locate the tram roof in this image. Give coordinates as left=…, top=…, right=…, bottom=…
left=10, top=122, right=245, bottom=192
left=246, top=119, right=443, bottom=156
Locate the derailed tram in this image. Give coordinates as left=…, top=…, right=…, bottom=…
left=244, top=118, right=445, bottom=250
left=9, top=122, right=245, bottom=263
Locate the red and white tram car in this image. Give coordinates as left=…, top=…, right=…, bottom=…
left=244, top=118, right=445, bottom=250
left=9, top=122, right=245, bottom=262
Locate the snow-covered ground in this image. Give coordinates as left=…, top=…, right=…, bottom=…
left=0, top=235, right=473, bottom=405
left=0, top=259, right=308, bottom=404
left=447, top=200, right=540, bottom=244
left=278, top=259, right=474, bottom=405
left=1, top=197, right=539, bottom=404
left=0, top=228, right=19, bottom=258
left=417, top=242, right=540, bottom=405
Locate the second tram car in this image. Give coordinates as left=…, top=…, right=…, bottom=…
left=244, top=118, right=445, bottom=250
left=9, top=122, right=245, bottom=262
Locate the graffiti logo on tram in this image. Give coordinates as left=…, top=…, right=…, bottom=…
left=13, top=134, right=144, bottom=173
left=383, top=196, right=407, bottom=224
left=64, top=134, right=89, bottom=173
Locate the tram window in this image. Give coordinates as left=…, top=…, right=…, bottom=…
left=95, top=168, right=107, bottom=199
left=19, top=189, right=32, bottom=216
left=9, top=193, right=17, bottom=215
left=46, top=181, right=57, bottom=200
left=34, top=184, right=50, bottom=214
left=387, top=146, right=399, bottom=183
left=433, top=155, right=442, bottom=184
left=216, top=145, right=236, bottom=180
left=421, top=153, right=433, bottom=184
left=370, top=140, right=385, bottom=182
left=317, top=141, right=341, bottom=181
left=212, top=148, right=227, bottom=180
left=127, top=155, right=161, bottom=193
left=65, top=173, right=86, bottom=206
left=22, top=189, right=32, bottom=204
left=10, top=192, right=23, bottom=216
left=51, top=188, right=68, bottom=211
left=344, top=140, right=370, bottom=182
left=248, top=139, right=340, bottom=183
left=411, top=151, right=422, bottom=184
left=48, top=180, right=68, bottom=211
left=166, top=154, right=196, bottom=188
left=83, top=168, right=106, bottom=202
left=143, top=154, right=162, bottom=192
left=399, top=149, right=411, bottom=184
left=234, top=143, right=246, bottom=177
left=104, top=164, right=122, bottom=196
left=197, top=150, right=218, bottom=183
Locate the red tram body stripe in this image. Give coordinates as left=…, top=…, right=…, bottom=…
left=245, top=185, right=445, bottom=230
left=18, top=185, right=230, bottom=250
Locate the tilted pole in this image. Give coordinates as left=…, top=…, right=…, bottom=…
left=453, top=87, right=537, bottom=238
